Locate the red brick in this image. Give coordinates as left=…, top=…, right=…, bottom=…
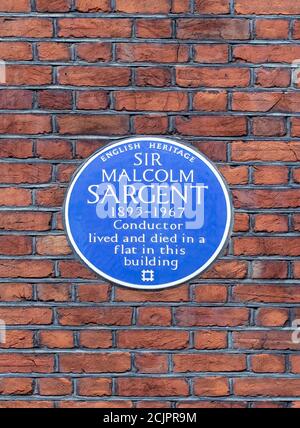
left=0, top=164, right=51, bottom=184
left=118, top=378, right=188, bottom=396
left=176, top=67, right=250, bottom=87
left=77, top=284, right=110, bottom=302
left=0, top=42, right=32, bottom=60
left=76, top=43, right=112, bottom=62
left=0, top=284, right=32, bottom=302
left=59, top=401, right=132, bottom=408
left=219, top=165, right=248, bottom=185
left=36, top=187, right=65, bottom=207
left=193, top=141, right=227, bottom=162
left=253, top=165, right=288, bottom=185
left=175, top=307, right=249, bottom=327
left=194, top=45, right=229, bottom=63
left=138, top=307, right=171, bottom=326
left=136, top=19, right=172, bottom=38
left=58, top=307, right=132, bottom=326
left=256, top=68, right=290, bottom=88
left=0, top=115, right=51, bottom=135
left=0, top=188, right=31, bottom=207
left=76, top=91, right=109, bottom=110
left=60, top=353, right=131, bottom=373
left=115, top=285, right=189, bottom=302
left=0, top=18, right=53, bottom=37
left=136, top=68, right=172, bottom=87
left=0, top=331, right=33, bottom=349
left=58, top=18, right=132, bottom=38
left=0, top=401, right=54, bottom=408
left=0, top=260, right=53, bottom=278
left=39, top=330, right=74, bottom=348
left=57, top=164, right=77, bottom=182
left=234, top=237, right=300, bottom=256
left=293, top=262, right=300, bottom=279
left=0, top=236, right=32, bottom=256
left=115, top=0, right=171, bottom=13
left=234, top=213, right=250, bottom=232
left=176, top=116, right=247, bottom=137
left=172, top=0, right=190, bottom=13
left=75, top=0, right=111, bottom=12
left=59, top=260, right=97, bottom=279
left=0, top=140, right=33, bottom=159
left=115, top=91, right=188, bottom=112
left=37, top=284, right=71, bottom=302
left=0, top=354, right=54, bottom=373
left=235, top=0, right=300, bottom=14
left=252, top=117, right=285, bottom=137
left=202, top=260, right=248, bottom=279
left=78, top=378, right=111, bottom=396
left=233, top=284, right=300, bottom=304
left=194, top=285, right=227, bottom=303
left=79, top=331, right=112, bottom=349
left=38, top=90, right=72, bottom=110
left=234, top=45, right=300, bottom=63
left=57, top=115, right=129, bottom=135
left=290, top=356, right=300, bottom=373
left=59, top=66, right=130, bottom=86
left=194, top=331, right=227, bottom=350
left=252, top=354, right=285, bottom=373
left=0, top=212, right=52, bottom=231
left=234, top=92, right=300, bottom=113
left=193, top=91, right=227, bottom=111
left=0, top=308, right=52, bottom=325
left=231, top=141, right=300, bottom=162
left=294, top=214, right=300, bottom=231
left=293, top=21, right=300, bottom=39
left=256, top=308, right=289, bottom=327
left=290, top=118, right=300, bottom=137
left=234, top=378, right=300, bottom=397
left=0, top=0, right=30, bottom=11
left=5, top=66, right=52, bottom=86
left=195, top=0, right=230, bottom=13
left=256, top=19, right=289, bottom=39
left=39, top=378, right=72, bottom=396
left=36, top=0, right=71, bottom=11
left=117, top=43, right=189, bottom=63
left=0, top=378, right=33, bottom=395
left=135, top=354, right=168, bottom=374
left=194, top=377, right=230, bottom=397
left=137, top=401, right=171, bottom=408
left=0, top=90, right=33, bottom=110
left=134, top=115, right=169, bottom=134
left=233, top=331, right=296, bottom=350
left=36, top=140, right=73, bottom=160
left=178, top=401, right=246, bottom=409
left=233, top=189, right=300, bottom=209
left=177, top=19, right=250, bottom=40
left=252, top=261, right=288, bottom=279
left=117, top=330, right=189, bottom=350
left=174, top=354, right=246, bottom=372
left=254, top=214, right=288, bottom=232
left=293, top=168, right=300, bottom=183
left=38, top=42, right=71, bottom=61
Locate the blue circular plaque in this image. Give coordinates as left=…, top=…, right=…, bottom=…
left=64, top=137, right=233, bottom=290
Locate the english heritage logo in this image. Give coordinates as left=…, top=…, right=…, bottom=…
left=64, top=137, right=233, bottom=290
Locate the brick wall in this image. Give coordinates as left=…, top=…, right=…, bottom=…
left=0, top=0, right=300, bottom=408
